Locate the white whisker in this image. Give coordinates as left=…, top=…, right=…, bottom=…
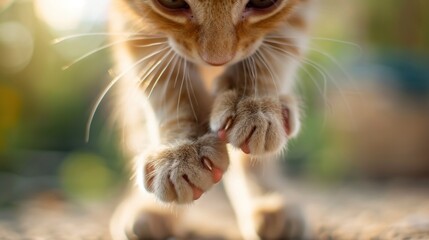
left=185, top=69, right=198, bottom=122
left=161, top=55, right=180, bottom=110
left=262, top=44, right=327, bottom=105
left=187, top=68, right=199, bottom=107
left=244, top=58, right=256, bottom=96
left=176, top=60, right=187, bottom=124
left=174, top=58, right=183, bottom=88
left=262, top=43, right=327, bottom=99
left=250, top=56, right=259, bottom=96
left=263, top=39, right=362, bottom=98
left=241, top=59, right=248, bottom=99
left=62, top=38, right=167, bottom=70
left=85, top=46, right=169, bottom=142
left=52, top=32, right=165, bottom=44
left=147, top=50, right=176, bottom=98
left=240, top=60, right=249, bottom=97
left=265, top=43, right=355, bottom=126
left=266, top=35, right=362, bottom=52
left=255, top=50, right=279, bottom=95
left=134, top=42, right=168, bottom=48
left=139, top=49, right=174, bottom=90
left=138, top=57, right=164, bottom=91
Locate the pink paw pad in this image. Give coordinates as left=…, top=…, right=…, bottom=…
left=217, top=118, right=233, bottom=142
left=202, top=157, right=223, bottom=183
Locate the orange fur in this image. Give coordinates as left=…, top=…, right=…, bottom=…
left=109, top=0, right=313, bottom=239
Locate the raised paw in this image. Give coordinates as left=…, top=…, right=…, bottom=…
left=210, top=90, right=300, bottom=156
left=138, top=133, right=229, bottom=204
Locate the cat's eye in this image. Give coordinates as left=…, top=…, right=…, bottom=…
left=157, top=0, right=190, bottom=10
left=246, top=0, right=278, bottom=9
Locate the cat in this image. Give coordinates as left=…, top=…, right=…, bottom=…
left=108, top=0, right=313, bottom=239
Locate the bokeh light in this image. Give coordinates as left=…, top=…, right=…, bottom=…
left=60, top=152, right=115, bottom=200
left=0, top=22, right=33, bottom=73
left=0, top=86, right=21, bottom=152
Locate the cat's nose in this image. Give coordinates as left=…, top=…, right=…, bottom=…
left=199, top=51, right=235, bottom=66
left=198, top=27, right=237, bottom=66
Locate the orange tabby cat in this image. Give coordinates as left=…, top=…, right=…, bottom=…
left=108, top=0, right=312, bottom=239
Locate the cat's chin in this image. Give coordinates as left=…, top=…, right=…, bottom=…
left=188, top=54, right=258, bottom=67
left=168, top=37, right=264, bottom=67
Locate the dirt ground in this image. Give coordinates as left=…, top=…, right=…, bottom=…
left=1, top=181, right=428, bottom=240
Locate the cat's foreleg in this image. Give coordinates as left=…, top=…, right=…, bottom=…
left=210, top=57, right=301, bottom=157
left=112, top=59, right=229, bottom=239
left=135, top=61, right=229, bottom=204
left=210, top=53, right=303, bottom=239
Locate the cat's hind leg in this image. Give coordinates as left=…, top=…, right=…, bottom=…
left=223, top=150, right=306, bottom=240
left=110, top=188, right=179, bottom=240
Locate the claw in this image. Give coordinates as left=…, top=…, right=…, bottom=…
left=224, top=118, right=233, bottom=131
left=218, top=118, right=233, bottom=141
left=202, top=157, right=213, bottom=171
left=202, top=158, right=223, bottom=183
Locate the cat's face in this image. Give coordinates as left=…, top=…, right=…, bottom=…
left=121, top=0, right=302, bottom=66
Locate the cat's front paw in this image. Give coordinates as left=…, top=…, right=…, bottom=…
left=138, top=133, right=229, bottom=204
left=210, top=90, right=300, bottom=156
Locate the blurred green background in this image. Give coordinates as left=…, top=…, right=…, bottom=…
left=0, top=0, right=428, bottom=207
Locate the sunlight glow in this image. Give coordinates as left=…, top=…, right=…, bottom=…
left=0, top=0, right=14, bottom=12
left=34, top=0, right=87, bottom=31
